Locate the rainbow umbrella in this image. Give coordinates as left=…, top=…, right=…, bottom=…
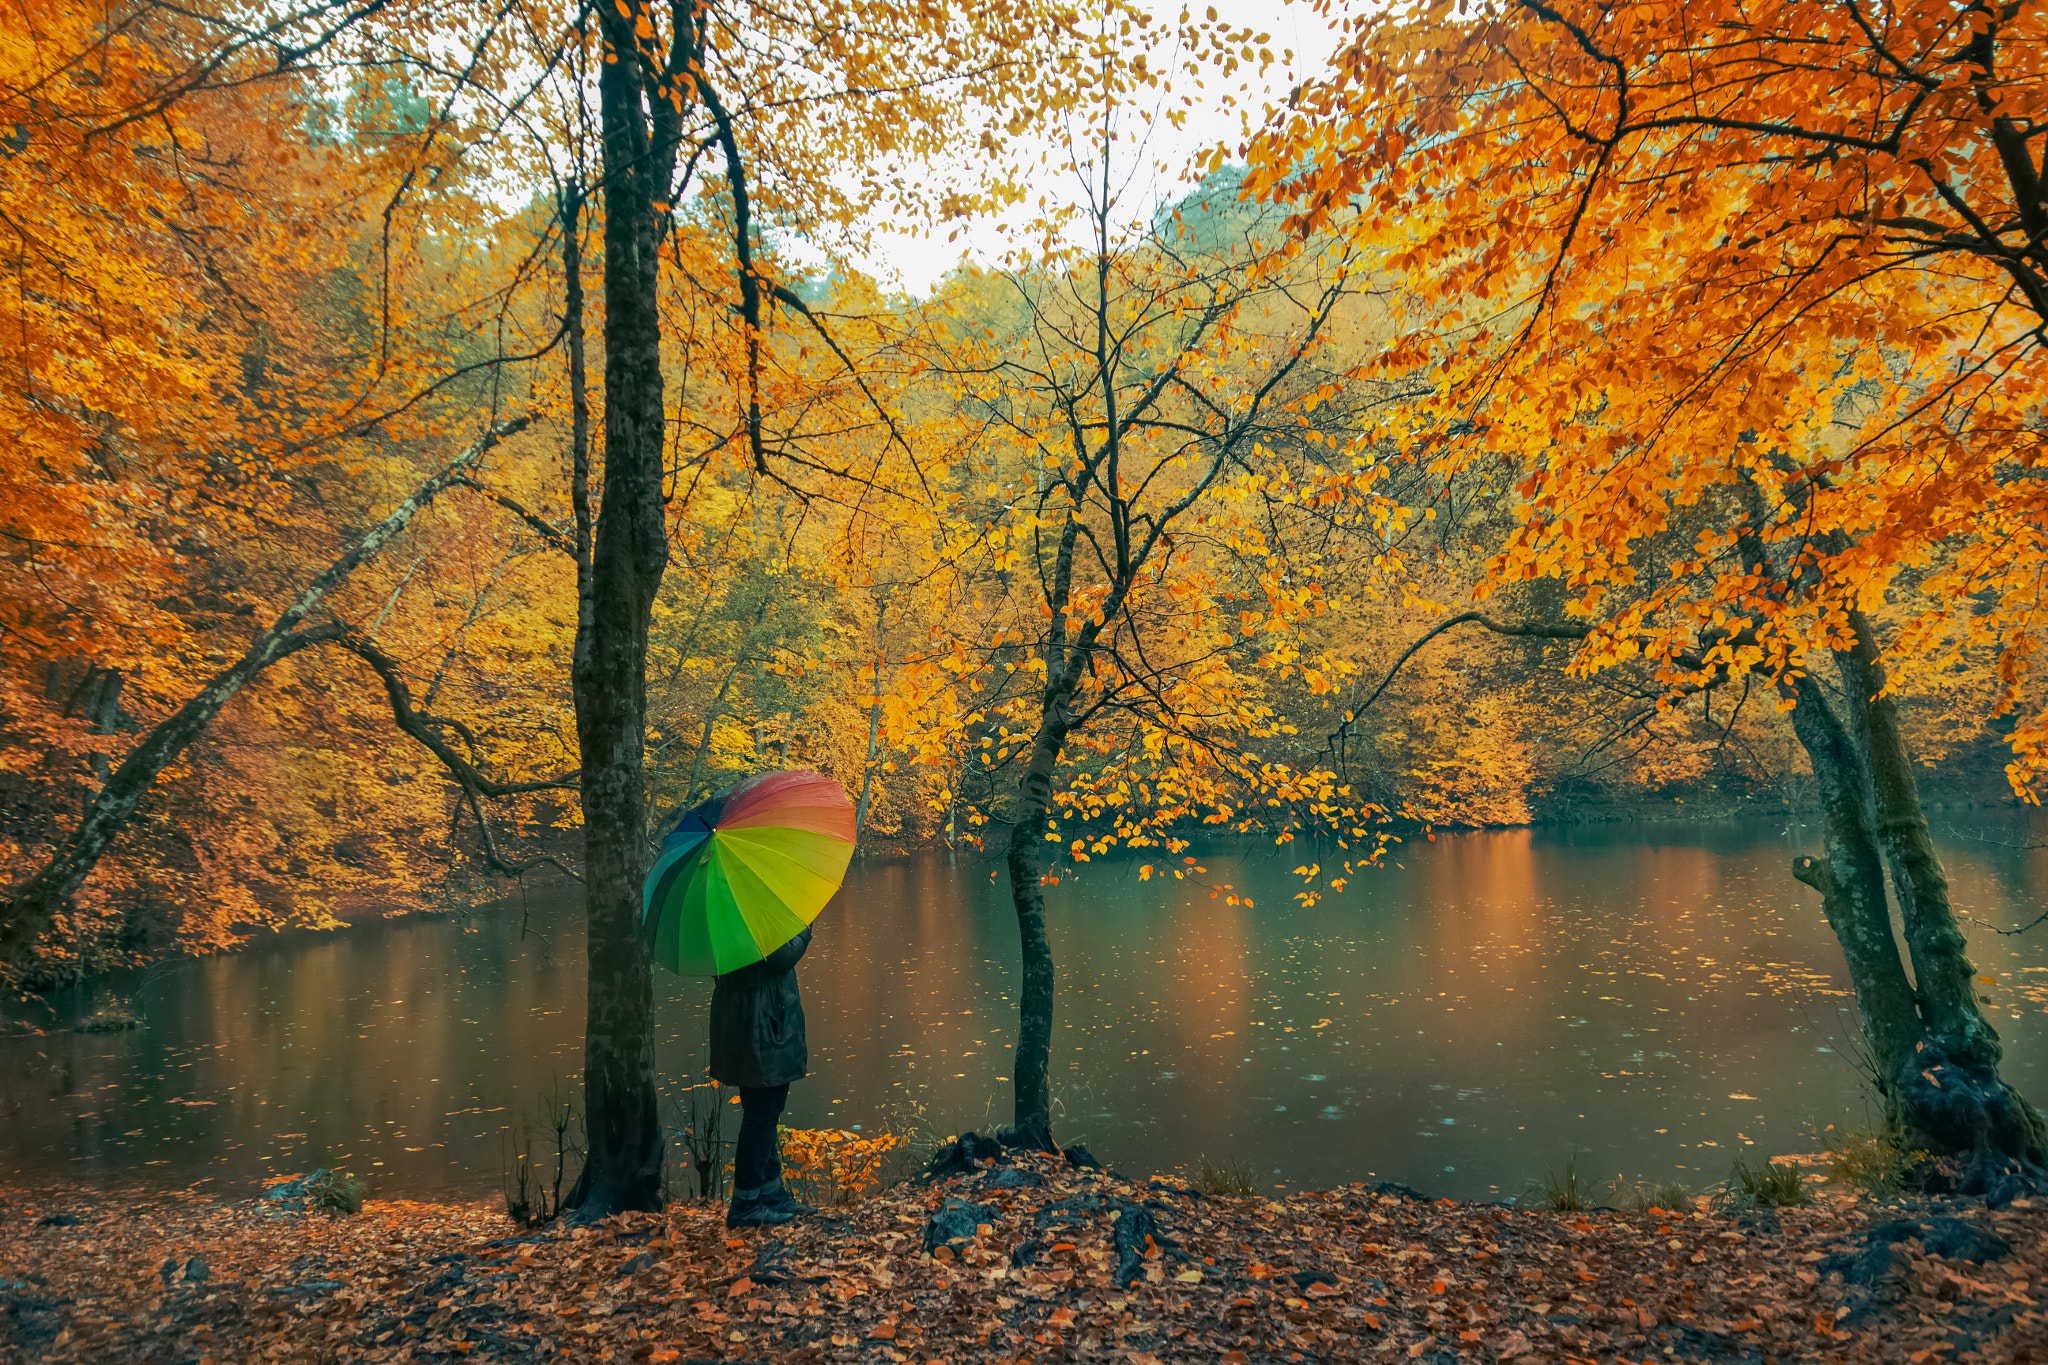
left=641, top=769, right=856, bottom=976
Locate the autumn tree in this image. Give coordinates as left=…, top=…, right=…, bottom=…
left=0, top=1, right=589, bottom=981
left=1251, top=0, right=2048, bottom=1185
left=886, top=113, right=1390, bottom=1148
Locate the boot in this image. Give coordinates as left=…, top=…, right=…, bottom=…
left=758, top=1176, right=818, bottom=1218
left=726, top=1185, right=796, bottom=1228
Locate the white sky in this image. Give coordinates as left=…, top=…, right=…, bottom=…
left=837, top=0, right=1346, bottom=295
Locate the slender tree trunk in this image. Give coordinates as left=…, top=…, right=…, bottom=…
left=853, top=685, right=883, bottom=844
left=564, top=8, right=675, bottom=1218
left=1004, top=517, right=1088, bottom=1153
left=1003, top=703, right=1072, bottom=1154
left=853, top=591, right=892, bottom=848
left=0, top=420, right=527, bottom=970
left=565, top=178, right=596, bottom=673
left=682, top=660, right=745, bottom=808
left=944, top=762, right=958, bottom=854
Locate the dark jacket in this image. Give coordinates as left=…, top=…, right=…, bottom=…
left=709, top=924, right=811, bottom=1089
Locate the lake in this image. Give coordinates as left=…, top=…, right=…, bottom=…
left=5, top=813, right=2046, bottom=1203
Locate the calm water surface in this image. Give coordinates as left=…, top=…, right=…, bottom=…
left=6, top=815, right=2047, bottom=1202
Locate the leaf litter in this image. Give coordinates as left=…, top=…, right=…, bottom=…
left=2, top=1149, right=2044, bottom=1364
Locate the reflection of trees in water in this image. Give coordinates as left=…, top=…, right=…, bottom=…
left=2, top=842, right=2043, bottom=1198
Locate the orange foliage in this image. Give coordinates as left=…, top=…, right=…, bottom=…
left=0, top=5, right=579, bottom=980
left=1249, top=0, right=2048, bottom=792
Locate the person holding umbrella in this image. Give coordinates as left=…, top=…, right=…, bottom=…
left=710, top=920, right=817, bottom=1226
left=642, top=769, right=856, bottom=1228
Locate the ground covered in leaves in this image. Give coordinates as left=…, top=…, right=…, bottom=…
left=3, top=1148, right=2045, bottom=1365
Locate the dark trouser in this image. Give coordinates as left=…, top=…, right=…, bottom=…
left=733, top=1083, right=789, bottom=1197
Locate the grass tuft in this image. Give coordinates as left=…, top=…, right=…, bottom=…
left=1715, top=1152, right=1814, bottom=1212
left=1195, top=1156, right=1259, bottom=1198
left=1528, top=1148, right=1593, bottom=1212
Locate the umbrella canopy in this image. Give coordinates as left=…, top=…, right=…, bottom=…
left=641, top=769, right=856, bottom=976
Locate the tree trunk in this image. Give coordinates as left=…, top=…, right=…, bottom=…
left=853, top=682, right=883, bottom=846
left=1003, top=512, right=1094, bottom=1154
left=1786, top=623, right=2046, bottom=1192
left=0, top=420, right=527, bottom=971
left=853, top=592, right=891, bottom=848
left=681, top=660, right=745, bottom=808
left=1782, top=672, right=1922, bottom=1103
left=84, top=667, right=125, bottom=792
left=563, top=7, right=676, bottom=1219
left=1003, top=706, right=1070, bottom=1154
left=1837, top=613, right=2047, bottom=1181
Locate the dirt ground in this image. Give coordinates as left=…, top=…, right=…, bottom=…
left=2, top=1148, right=2044, bottom=1365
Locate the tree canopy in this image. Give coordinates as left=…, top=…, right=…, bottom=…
left=1248, top=0, right=2048, bottom=793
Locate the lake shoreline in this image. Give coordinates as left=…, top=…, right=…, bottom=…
left=19, top=786, right=2030, bottom=996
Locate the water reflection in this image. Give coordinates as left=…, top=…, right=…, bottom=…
left=3, top=815, right=2044, bottom=1201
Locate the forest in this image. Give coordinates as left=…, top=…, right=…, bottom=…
left=4, top=0, right=2048, bottom=1228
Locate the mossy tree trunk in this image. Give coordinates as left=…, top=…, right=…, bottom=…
left=1789, top=609, right=2046, bottom=1190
